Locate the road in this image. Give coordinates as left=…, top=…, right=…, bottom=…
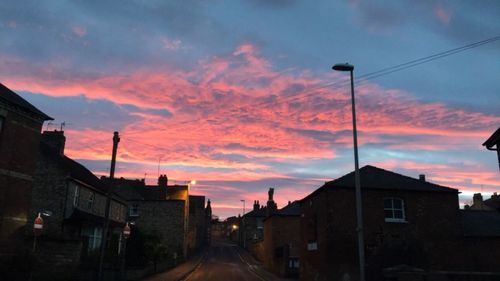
left=183, top=241, right=266, bottom=281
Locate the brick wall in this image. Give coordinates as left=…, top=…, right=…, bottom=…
left=0, top=106, right=44, bottom=239
left=300, top=187, right=463, bottom=281
left=263, top=215, right=300, bottom=277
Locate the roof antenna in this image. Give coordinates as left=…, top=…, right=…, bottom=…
left=60, top=121, right=72, bottom=131
left=46, top=121, right=54, bottom=131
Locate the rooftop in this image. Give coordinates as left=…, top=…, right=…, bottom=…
left=461, top=210, right=500, bottom=237
left=302, top=165, right=458, bottom=201
left=0, top=83, right=52, bottom=120
left=483, top=127, right=500, bottom=149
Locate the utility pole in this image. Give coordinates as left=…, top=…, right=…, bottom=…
left=98, top=131, right=120, bottom=281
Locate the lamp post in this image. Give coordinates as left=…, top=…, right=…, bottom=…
left=332, top=63, right=365, bottom=281
left=240, top=200, right=246, bottom=248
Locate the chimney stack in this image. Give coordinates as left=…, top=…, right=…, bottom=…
left=253, top=200, right=260, bottom=211
left=473, top=193, right=484, bottom=208
left=419, top=174, right=426, bottom=181
left=158, top=174, right=168, bottom=187
left=41, top=130, right=66, bottom=155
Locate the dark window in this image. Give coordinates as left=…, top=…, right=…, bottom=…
left=129, top=204, right=139, bottom=217
left=384, top=197, right=406, bottom=222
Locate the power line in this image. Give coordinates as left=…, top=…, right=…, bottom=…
left=123, top=34, right=500, bottom=136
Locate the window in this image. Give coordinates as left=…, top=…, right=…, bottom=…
left=73, top=186, right=80, bottom=207
left=83, top=193, right=94, bottom=210
left=384, top=197, right=406, bottom=222
left=129, top=204, right=139, bottom=217
left=82, top=226, right=103, bottom=251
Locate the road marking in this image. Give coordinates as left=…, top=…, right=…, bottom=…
left=234, top=247, right=266, bottom=281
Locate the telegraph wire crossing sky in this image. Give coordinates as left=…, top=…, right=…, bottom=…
left=1, top=1, right=499, bottom=218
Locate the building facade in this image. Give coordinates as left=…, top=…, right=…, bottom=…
left=31, top=131, right=128, bottom=277
left=0, top=83, right=52, bottom=240
left=263, top=201, right=301, bottom=278
left=300, top=165, right=464, bottom=281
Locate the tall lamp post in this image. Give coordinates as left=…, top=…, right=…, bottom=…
left=240, top=200, right=245, bottom=248
left=332, top=63, right=365, bottom=281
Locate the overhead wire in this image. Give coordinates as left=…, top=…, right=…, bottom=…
left=117, top=35, right=500, bottom=153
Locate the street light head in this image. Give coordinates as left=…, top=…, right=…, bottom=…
left=41, top=210, right=53, bottom=217
left=332, top=63, right=354, bottom=72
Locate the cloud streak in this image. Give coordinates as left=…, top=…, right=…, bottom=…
left=3, top=42, right=499, bottom=218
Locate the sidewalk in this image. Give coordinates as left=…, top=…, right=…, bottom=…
left=142, top=250, right=206, bottom=281
left=234, top=246, right=297, bottom=281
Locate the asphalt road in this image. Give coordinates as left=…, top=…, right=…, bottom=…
left=184, top=241, right=265, bottom=281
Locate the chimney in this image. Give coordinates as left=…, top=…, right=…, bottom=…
left=473, top=193, right=483, bottom=207
left=158, top=174, right=168, bottom=187
left=253, top=200, right=260, bottom=211
left=266, top=188, right=277, bottom=217
left=41, top=130, right=66, bottom=155
left=419, top=174, right=426, bottom=182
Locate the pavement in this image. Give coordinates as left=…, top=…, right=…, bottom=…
left=142, top=241, right=295, bottom=281
left=234, top=245, right=294, bottom=281
left=143, top=249, right=206, bottom=281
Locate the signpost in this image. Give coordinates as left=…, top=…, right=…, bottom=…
left=33, top=213, right=43, bottom=252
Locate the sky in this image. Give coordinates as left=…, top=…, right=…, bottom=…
left=1, top=0, right=499, bottom=219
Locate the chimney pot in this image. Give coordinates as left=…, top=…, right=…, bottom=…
left=419, top=174, right=426, bottom=181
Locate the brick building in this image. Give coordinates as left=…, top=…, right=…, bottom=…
left=263, top=200, right=301, bottom=278
left=0, top=83, right=52, bottom=240
left=299, top=165, right=465, bottom=281
left=242, top=188, right=278, bottom=249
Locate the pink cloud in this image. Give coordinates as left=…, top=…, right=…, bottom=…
left=434, top=5, right=452, bottom=25
left=71, top=26, right=87, bottom=37
left=2, top=43, right=499, bottom=218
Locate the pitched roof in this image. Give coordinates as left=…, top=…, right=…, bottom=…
left=483, top=127, right=500, bottom=148
left=102, top=177, right=145, bottom=200
left=302, top=165, right=458, bottom=201
left=244, top=207, right=267, bottom=218
left=278, top=200, right=301, bottom=216
left=40, top=141, right=108, bottom=193
left=265, top=201, right=301, bottom=221
left=461, top=210, right=500, bottom=237
left=0, top=83, right=53, bottom=120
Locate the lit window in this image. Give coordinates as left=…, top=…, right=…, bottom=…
left=384, top=198, right=406, bottom=222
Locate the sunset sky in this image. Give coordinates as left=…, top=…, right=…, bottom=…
left=2, top=1, right=499, bottom=218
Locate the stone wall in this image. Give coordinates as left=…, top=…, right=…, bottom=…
left=32, top=238, right=83, bottom=280
left=131, top=200, right=186, bottom=261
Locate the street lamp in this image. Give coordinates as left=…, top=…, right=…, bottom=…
left=240, top=199, right=246, bottom=216
left=240, top=200, right=246, bottom=248
left=332, top=63, right=365, bottom=281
